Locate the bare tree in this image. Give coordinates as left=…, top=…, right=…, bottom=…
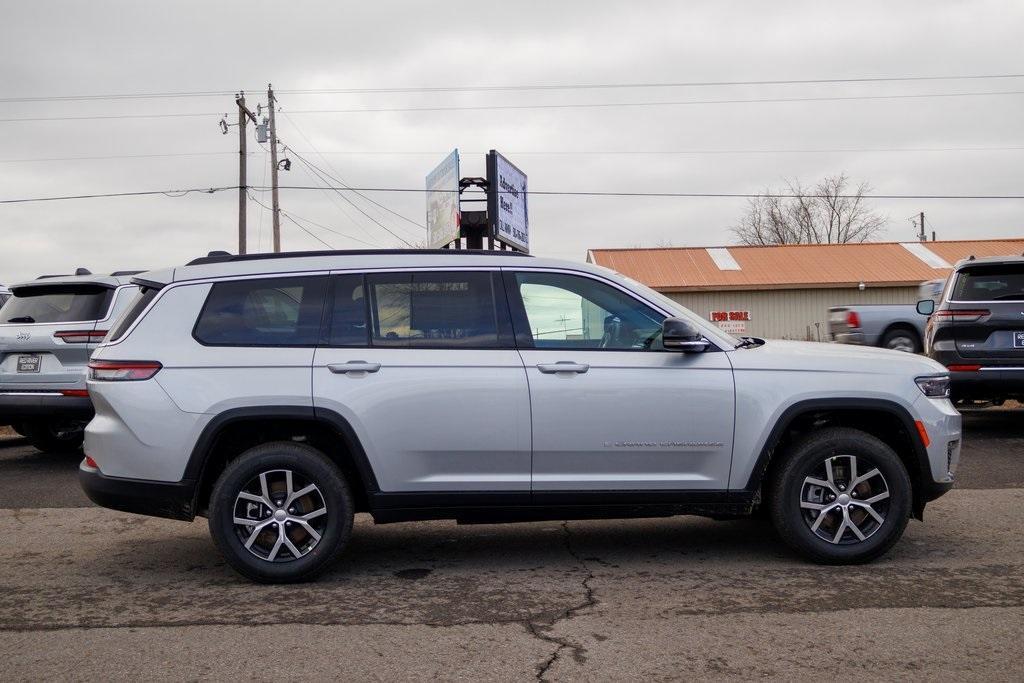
left=732, top=174, right=887, bottom=245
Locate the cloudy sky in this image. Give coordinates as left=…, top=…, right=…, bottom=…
left=1, top=1, right=1021, bottom=283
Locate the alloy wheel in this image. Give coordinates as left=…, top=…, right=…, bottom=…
left=799, top=454, right=891, bottom=544
left=232, top=469, right=328, bottom=562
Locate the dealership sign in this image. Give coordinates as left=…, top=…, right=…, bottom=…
left=426, top=149, right=461, bottom=249
left=487, top=150, right=529, bottom=253
left=710, top=310, right=750, bottom=334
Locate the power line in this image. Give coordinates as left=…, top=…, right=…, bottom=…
left=0, top=186, right=234, bottom=204
left=4, top=145, right=1023, bottom=164
left=5, top=185, right=1024, bottom=205
left=3, top=89, right=1022, bottom=123
left=280, top=111, right=426, bottom=231
left=3, top=72, right=1023, bottom=102
left=246, top=185, right=384, bottom=248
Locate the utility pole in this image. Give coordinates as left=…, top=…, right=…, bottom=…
left=917, top=211, right=926, bottom=242
left=268, top=84, right=281, bottom=252
left=235, top=93, right=257, bottom=254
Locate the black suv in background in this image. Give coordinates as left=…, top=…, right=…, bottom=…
left=918, top=255, right=1024, bottom=405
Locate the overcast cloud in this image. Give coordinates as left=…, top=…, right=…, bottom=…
left=1, top=1, right=1021, bottom=283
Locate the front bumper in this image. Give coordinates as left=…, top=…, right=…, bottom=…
left=79, top=462, right=196, bottom=521
left=0, top=391, right=93, bottom=421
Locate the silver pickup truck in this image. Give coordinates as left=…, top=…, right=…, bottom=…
left=829, top=279, right=945, bottom=353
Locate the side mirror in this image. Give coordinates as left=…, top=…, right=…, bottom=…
left=663, top=317, right=710, bottom=353
left=916, top=299, right=935, bottom=316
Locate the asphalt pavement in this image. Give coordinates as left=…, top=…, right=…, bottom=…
left=0, top=408, right=1022, bottom=681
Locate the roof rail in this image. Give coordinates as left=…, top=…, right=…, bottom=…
left=110, top=270, right=146, bottom=276
left=186, top=248, right=533, bottom=266
left=36, top=274, right=72, bottom=279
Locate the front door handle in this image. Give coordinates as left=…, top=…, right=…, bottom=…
left=536, top=361, right=589, bottom=374
left=328, top=361, right=381, bottom=374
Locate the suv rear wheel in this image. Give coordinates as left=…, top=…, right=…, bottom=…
left=22, top=419, right=86, bottom=453
left=769, top=427, right=911, bottom=564
left=208, top=441, right=354, bottom=583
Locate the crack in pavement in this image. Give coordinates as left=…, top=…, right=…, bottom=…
left=523, top=521, right=598, bottom=681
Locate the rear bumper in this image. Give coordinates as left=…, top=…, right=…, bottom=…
left=0, top=392, right=93, bottom=420
left=829, top=326, right=866, bottom=345
left=78, top=462, right=196, bottom=521
left=949, top=368, right=1024, bottom=401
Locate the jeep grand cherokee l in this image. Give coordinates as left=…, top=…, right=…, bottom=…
left=918, top=255, right=1024, bottom=405
left=0, top=270, right=141, bottom=451
left=80, top=250, right=960, bottom=582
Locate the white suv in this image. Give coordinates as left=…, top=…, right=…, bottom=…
left=80, top=250, right=961, bottom=582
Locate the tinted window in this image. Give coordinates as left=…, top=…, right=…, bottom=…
left=953, top=265, right=1024, bottom=301
left=513, top=272, right=665, bottom=350
left=328, top=274, right=368, bottom=346
left=194, top=276, right=327, bottom=346
left=108, top=287, right=158, bottom=342
left=2, top=284, right=113, bottom=324
left=367, top=271, right=499, bottom=347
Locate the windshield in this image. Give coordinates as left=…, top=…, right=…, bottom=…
left=952, top=264, right=1024, bottom=301
left=2, top=284, right=113, bottom=323
left=593, top=266, right=742, bottom=347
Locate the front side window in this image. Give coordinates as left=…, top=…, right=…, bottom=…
left=2, top=284, right=113, bottom=324
left=194, top=276, right=327, bottom=346
left=952, top=265, right=1024, bottom=301
left=513, top=271, right=665, bottom=350
left=366, top=271, right=500, bottom=348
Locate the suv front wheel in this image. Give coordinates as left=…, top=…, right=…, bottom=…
left=208, top=441, right=354, bottom=583
left=769, top=427, right=912, bottom=564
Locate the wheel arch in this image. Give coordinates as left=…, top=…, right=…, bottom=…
left=185, top=406, right=379, bottom=516
left=744, top=398, right=931, bottom=517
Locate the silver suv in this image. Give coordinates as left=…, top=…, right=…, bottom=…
left=80, top=250, right=961, bottom=582
left=0, top=270, right=141, bottom=451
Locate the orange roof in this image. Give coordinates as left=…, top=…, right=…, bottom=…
left=587, top=238, right=1024, bottom=291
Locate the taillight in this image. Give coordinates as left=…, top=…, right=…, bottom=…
left=55, top=330, right=108, bottom=343
left=932, top=309, right=989, bottom=322
left=88, top=360, right=162, bottom=381
left=947, top=364, right=982, bottom=372
left=84, top=455, right=99, bottom=469
left=846, top=311, right=861, bottom=328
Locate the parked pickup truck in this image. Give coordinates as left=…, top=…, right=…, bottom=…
left=829, top=280, right=945, bottom=353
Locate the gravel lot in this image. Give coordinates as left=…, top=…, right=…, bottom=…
left=1, top=408, right=1022, bottom=681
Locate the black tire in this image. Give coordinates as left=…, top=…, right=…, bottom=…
left=22, top=419, right=85, bottom=453
left=769, top=427, right=912, bottom=564
left=880, top=327, right=921, bottom=353
left=208, top=441, right=354, bottom=583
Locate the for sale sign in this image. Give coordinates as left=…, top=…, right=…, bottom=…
left=710, top=310, right=751, bottom=334
left=426, top=149, right=461, bottom=249
left=486, top=150, right=529, bottom=253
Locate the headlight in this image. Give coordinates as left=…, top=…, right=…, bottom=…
left=915, top=375, right=950, bottom=398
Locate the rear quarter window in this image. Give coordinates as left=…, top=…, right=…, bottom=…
left=2, top=284, right=113, bottom=323
left=193, top=276, right=328, bottom=346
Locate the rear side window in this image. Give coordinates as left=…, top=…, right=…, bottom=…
left=2, top=284, right=113, bottom=324
left=108, top=287, right=159, bottom=342
left=366, top=271, right=500, bottom=348
left=194, top=276, right=328, bottom=346
left=327, top=274, right=369, bottom=346
left=952, top=265, right=1024, bottom=301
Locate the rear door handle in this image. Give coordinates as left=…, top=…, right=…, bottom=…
left=536, top=361, right=589, bottom=374
left=328, top=361, right=381, bottom=374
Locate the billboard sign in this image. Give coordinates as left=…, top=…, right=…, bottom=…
left=487, top=150, right=529, bottom=253
left=426, top=149, right=460, bottom=249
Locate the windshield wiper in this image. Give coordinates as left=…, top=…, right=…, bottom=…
left=991, top=293, right=1024, bottom=300
left=6, top=316, right=34, bottom=323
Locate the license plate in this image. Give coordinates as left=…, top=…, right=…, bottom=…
left=1014, top=332, right=1024, bottom=349
left=17, top=354, right=41, bottom=373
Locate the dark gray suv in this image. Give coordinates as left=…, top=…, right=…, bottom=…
left=918, top=255, right=1024, bottom=405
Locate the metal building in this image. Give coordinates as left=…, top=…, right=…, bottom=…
left=587, top=238, right=1024, bottom=340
